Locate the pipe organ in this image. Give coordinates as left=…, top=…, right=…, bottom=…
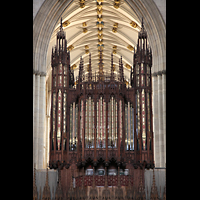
left=49, top=18, right=154, bottom=171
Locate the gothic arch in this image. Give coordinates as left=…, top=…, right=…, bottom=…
left=33, top=0, right=165, bottom=74
left=33, top=0, right=166, bottom=169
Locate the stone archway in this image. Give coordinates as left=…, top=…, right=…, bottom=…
left=33, top=0, right=166, bottom=169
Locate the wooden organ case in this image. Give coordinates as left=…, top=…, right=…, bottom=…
left=49, top=19, right=154, bottom=191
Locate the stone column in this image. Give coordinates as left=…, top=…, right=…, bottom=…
left=158, top=71, right=163, bottom=167
left=38, top=73, right=46, bottom=169
left=152, top=73, right=160, bottom=167
left=34, top=72, right=40, bottom=169
left=162, top=70, right=166, bottom=166
left=46, top=81, right=51, bottom=168
left=33, top=73, right=35, bottom=168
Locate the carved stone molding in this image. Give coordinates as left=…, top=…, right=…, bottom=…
left=152, top=70, right=166, bottom=77
left=33, top=69, right=46, bottom=76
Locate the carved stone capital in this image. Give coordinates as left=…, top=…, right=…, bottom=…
left=157, top=71, right=162, bottom=76
left=152, top=72, right=158, bottom=77
left=33, top=70, right=46, bottom=76
left=152, top=70, right=166, bottom=77
left=40, top=72, right=46, bottom=77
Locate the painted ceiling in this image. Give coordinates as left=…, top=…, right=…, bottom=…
left=47, top=0, right=143, bottom=84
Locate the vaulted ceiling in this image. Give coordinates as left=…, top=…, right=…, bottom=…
left=47, top=0, right=144, bottom=83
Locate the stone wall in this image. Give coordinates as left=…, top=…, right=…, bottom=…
left=35, top=169, right=58, bottom=199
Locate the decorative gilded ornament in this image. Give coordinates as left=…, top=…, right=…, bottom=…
left=80, top=3, right=85, bottom=8
left=112, top=27, right=117, bottom=33
left=67, top=45, right=74, bottom=51
left=82, top=22, right=87, bottom=27
left=125, top=63, right=132, bottom=69
left=83, top=28, right=88, bottom=33
left=97, top=8, right=103, bottom=15
left=97, top=44, right=104, bottom=50
left=127, top=45, right=134, bottom=51
left=113, top=64, right=115, bottom=71
left=113, top=50, right=117, bottom=54
left=130, top=21, right=138, bottom=28
left=113, top=23, right=118, bottom=28
left=96, top=21, right=104, bottom=28
left=62, top=20, right=70, bottom=27
left=97, top=4, right=102, bottom=10
left=85, top=49, right=89, bottom=54
left=98, top=34, right=103, bottom=39
left=71, top=64, right=77, bottom=70
left=113, top=46, right=117, bottom=54
left=113, top=45, right=117, bottom=50
left=97, top=17, right=103, bottom=22
left=112, top=23, right=118, bottom=33
left=114, top=0, right=120, bottom=9
left=114, top=3, right=120, bottom=9
left=79, top=0, right=85, bottom=8
left=85, top=45, right=89, bottom=49
left=97, top=0, right=104, bottom=2
left=87, top=64, right=90, bottom=72
left=98, top=39, right=103, bottom=45
left=98, top=29, right=103, bottom=34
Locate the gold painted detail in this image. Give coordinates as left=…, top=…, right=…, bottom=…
left=125, top=80, right=129, bottom=86
left=97, top=17, right=103, bottom=22
left=83, top=28, right=88, bottom=33
left=71, top=64, right=77, bottom=70
left=114, top=0, right=120, bottom=9
left=85, top=50, right=89, bottom=54
left=97, top=44, right=104, bottom=50
left=67, top=45, right=74, bottom=51
left=96, top=22, right=104, bottom=28
left=82, top=22, right=87, bottom=27
left=112, top=23, right=118, bottom=33
left=97, top=8, right=103, bottom=15
left=127, top=45, right=134, bottom=51
left=98, top=39, right=103, bottom=45
left=98, top=34, right=103, bottom=39
left=130, top=21, right=138, bottom=28
left=113, top=45, right=117, bottom=54
left=97, top=4, right=102, bottom=10
left=113, top=64, right=115, bottom=71
left=125, top=63, right=132, bottom=70
left=79, top=0, right=85, bottom=8
left=98, top=29, right=103, bottom=34
left=62, top=20, right=70, bottom=27
left=113, top=23, right=118, bottom=28
left=85, top=45, right=89, bottom=54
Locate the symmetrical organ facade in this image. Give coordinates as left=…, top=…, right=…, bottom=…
left=48, top=18, right=155, bottom=199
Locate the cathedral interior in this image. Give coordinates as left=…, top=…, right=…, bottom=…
left=33, top=1, right=166, bottom=199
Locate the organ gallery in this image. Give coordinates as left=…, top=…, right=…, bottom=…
left=44, top=18, right=159, bottom=199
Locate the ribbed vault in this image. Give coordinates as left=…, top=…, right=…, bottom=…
left=33, top=0, right=165, bottom=81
